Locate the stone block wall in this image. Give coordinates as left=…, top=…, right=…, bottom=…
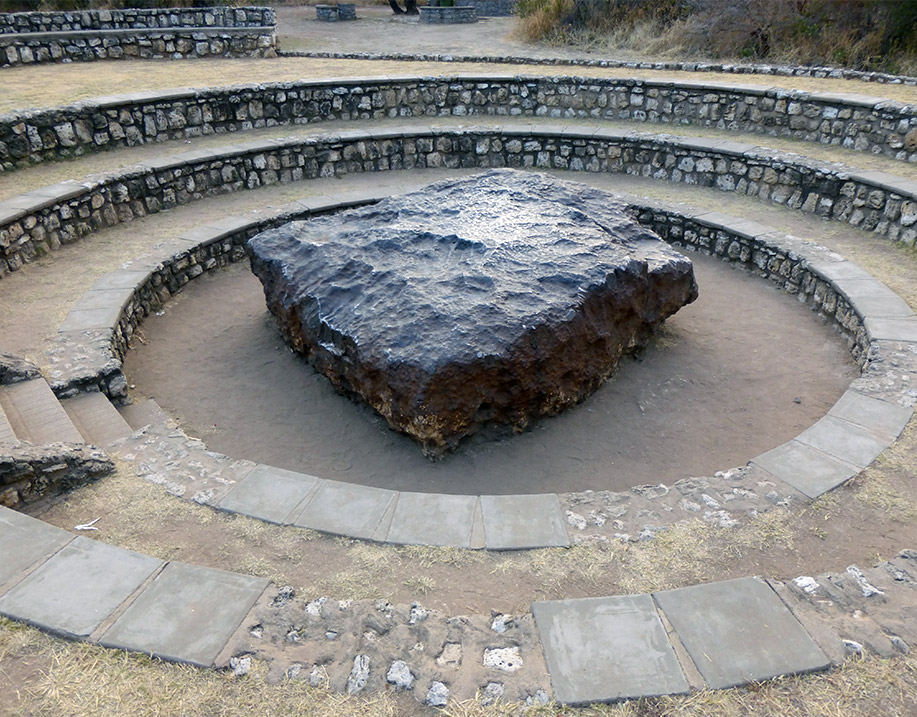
left=1, top=27, right=277, bottom=67
left=419, top=6, right=477, bottom=23
left=0, top=6, right=274, bottom=33
left=3, top=127, right=917, bottom=283
left=1, top=76, right=914, bottom=171
left=0, top=5, right=276, bottom=67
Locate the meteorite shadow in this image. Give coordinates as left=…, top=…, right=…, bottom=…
left=123, top=252, right=857, bottom=495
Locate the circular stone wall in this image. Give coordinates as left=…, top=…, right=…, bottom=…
left=123, top=235, right=857, bottom=495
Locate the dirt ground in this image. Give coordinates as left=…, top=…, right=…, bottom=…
left=123, top=251, right=856, bottom=495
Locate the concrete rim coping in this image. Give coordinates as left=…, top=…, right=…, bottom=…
left=51, top=177, right=915, bottom=549
left=1, top=74, right=914, bottom=171
left=3, top=123, right=917, bottom=280
left=277, top=50, right=917, bottom=87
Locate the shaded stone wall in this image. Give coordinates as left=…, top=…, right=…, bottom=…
left=419, top=6, right=478, bottom=23
left=1, top=27, right=277, bottom=67
left=3, top=128, right=916, bottom=282
left=1, top=76, right=914, bottom=171
left=0, top=6, right=274, bottom=33
left=0, top=5, right=276, bottom=67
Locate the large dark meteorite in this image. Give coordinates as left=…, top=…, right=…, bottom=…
left=249, top=170, right=698, bottom=458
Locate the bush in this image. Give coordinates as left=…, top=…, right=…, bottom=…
left=517, top=0, right=917, bottom=72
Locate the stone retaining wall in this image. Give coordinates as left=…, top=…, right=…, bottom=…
left=3, top=127, right=916, bottom=281
left=0, top=6, right=274, bottom=34
left=0, top=5, right=276, bottom=67
left=419, top=6, right=478, bottom=23
left=2, top=75, right=915, bottom=171
left=1, top=26, right=277, bottom=67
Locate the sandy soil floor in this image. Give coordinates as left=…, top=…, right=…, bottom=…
left=123, top=250, right=856, bottom=495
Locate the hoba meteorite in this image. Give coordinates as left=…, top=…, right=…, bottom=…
left=249, top=169, right=698, bottom=458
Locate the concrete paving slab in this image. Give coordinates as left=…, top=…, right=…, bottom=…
left=216, top=464, right=319, bottom=525
left=796, top=415, right=889, bottom=469
left=59, top=306, right=122, bottom=333
left=385, top=492, right=478, bottom=547
left=532, top=594, right=688, bottom=704
left=840, top=279, right=915, bottom=319
left=751, top=440, right=859, bottom=498
left=865, top=317, right=917, bottom=343
left=100, top=562, right=269, bottom=667
left=70, top=288, right=134, bottom=313
left=0, top=507, right=73, bottom=589
left=654, top=577, right=830, bottom=690
left=481, top=494, right=570, bottom=550
left=0, top=536, right=161, bottom=639
left=827, top=391, right=913, bottom=443
left=90, top=270, right=151, bottom=292
left=292, top=480, right=396, bottom=540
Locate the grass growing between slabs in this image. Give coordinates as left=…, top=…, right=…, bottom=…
left=3, top=616, right=917, bottom=717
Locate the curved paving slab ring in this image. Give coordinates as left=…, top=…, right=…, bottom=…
left=2, top=74, right=915, bottom=169
left=4, top=124, right=917, bottom=277
left=1, top=502, right=860, bottom=704
left=47, top=189, right=915, bottom=549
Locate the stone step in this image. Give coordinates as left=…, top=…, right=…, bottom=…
left=118, top=398, right=171, bottom=431
left=61, top=392, right=133, bottom=447
left=0, top=378, right=83, bottom=445
left=0, top=402, right=17, bottom=444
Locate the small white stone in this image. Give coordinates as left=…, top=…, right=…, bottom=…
left=305, top=596, right=327, bottom=617
left=483, top=646, right=523, bottom=673
left=491, top=614, right=515, bottom=633
left=565, top=510, right=587, bottom=530
left=793, top=576, right=820, bottom=594
left=347, top=655, right=370, bottom=694
left=426, top=681, right=450, bottom=707
left=846, top=565, right=885, bottom=597
left=230, top=655, right=251, bottom=677
left=386, top=660, right=415, bottom=690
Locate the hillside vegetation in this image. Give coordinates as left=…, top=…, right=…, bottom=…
left=517, top=0, right=917, bottom=74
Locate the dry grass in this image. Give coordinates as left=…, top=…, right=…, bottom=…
left=4, top=616, right=917, bottom=717
left=4, top=56, right=917, bottom=116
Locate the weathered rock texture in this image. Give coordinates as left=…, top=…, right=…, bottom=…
left=0, top=353, right=41, bottom=385
left=250, top=170, right=698, bottom=457
left=0, top=442, right=114, bottom=508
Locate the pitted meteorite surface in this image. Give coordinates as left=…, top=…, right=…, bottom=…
left=249, top=169, right=697, bottom=458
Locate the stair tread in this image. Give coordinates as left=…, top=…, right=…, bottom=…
left=0, top=402, right=18, bottom=444
left=61, top=392, right=133, bottom=447
left=0, top=379, right=83, bottom=444
left=118, top=399, right=170, bottom=431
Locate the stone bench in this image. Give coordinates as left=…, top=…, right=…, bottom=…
left=315, top=4, right=357, bottom=21
left=419, top=5, right=478, bottom=23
